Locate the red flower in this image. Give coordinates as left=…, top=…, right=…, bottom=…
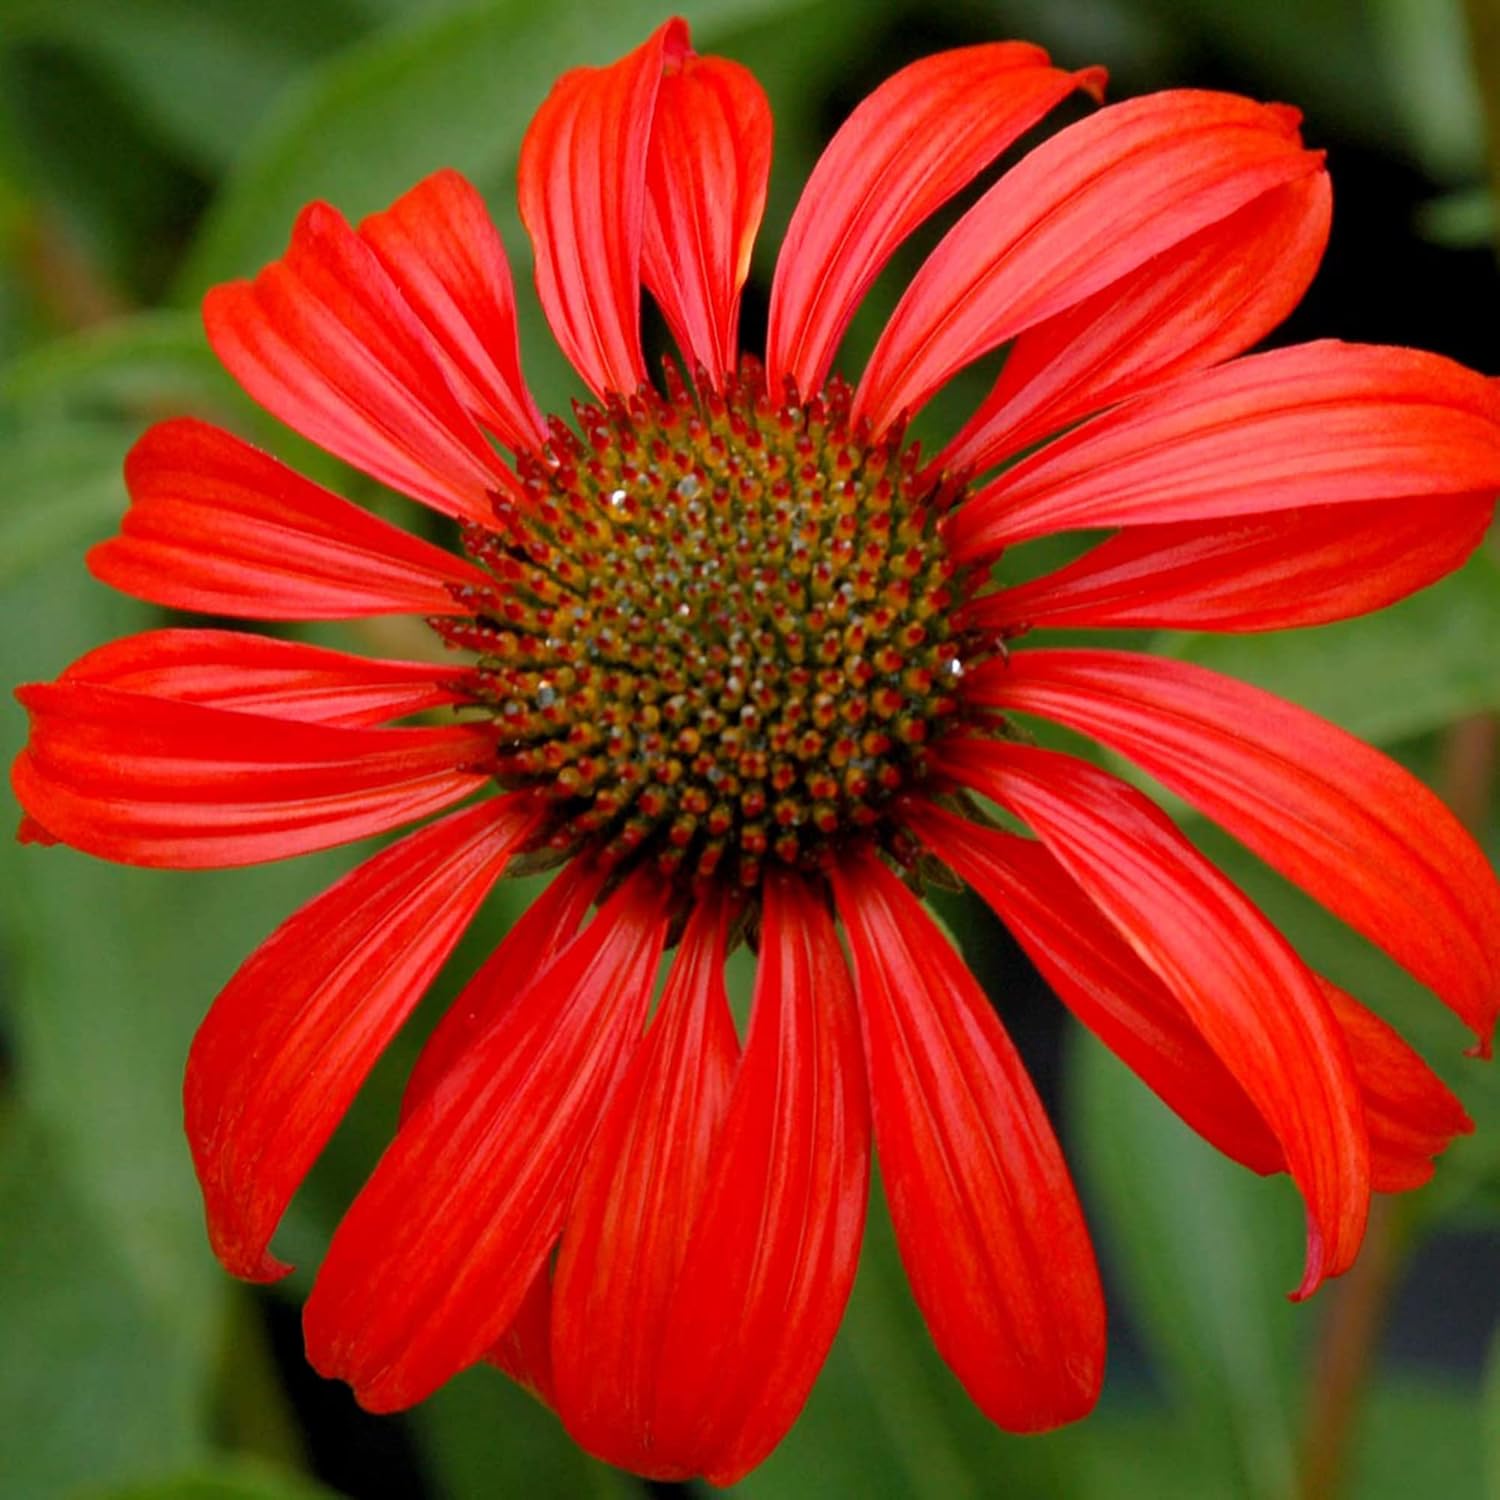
left=12, top=18, right=1500, bottom=1483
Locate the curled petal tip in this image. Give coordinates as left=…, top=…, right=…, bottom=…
left=16, top=812, right=57, bottom=847
left=1076, top=65, right=1108, bottom=102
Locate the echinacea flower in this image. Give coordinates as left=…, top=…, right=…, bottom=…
left=13, top=15, right=1500, bottom=1484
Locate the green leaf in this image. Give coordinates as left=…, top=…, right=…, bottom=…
left=1485, top=1324, right=1500, bottom=1498
left=76, top=1456, right=343, bottom=1500
left=0, top=553, right=358, bottom=1496
left=0, top=1112, right=210, bottom=1499
left=1155, top=551, right=1500, bottom=744
left=1068, top=1028, right=1305, bottom=1500
left=0, top=418, right=131, bottom=583
left=1368, top=0, right=1486, bottom=183
left=0, top=308, right=236, bottom=416
left=415, top=1367, right=636, bottom=1500
left=1346, top=1378, right=1486, bottom=1500
left=174, top=0, right=813, bottom=300
left=0, top=0, right=373, bottom=174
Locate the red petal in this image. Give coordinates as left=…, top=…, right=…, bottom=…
left=643, top=53, right=771, bottom=383
left=184, top=794, right=540, bottom=1281
left=452, top=867, right=610, bottom=1409
left=854, top=91, right=1320, bottom=434
left=486, top=1265, right=557, bottom=1406
left=12, top=681, right=493, bottom=868
left=935, top=737, right=1369, bottom=1297
left=832, top=849, right=1105, bottom=1428
left=940, top=173, right=1330, bottom=475
left=551, top=889, right=741, bottom=1478
left=973, top=649, right=1500, bottom=1049
left=358, top=169, right=546, bottom=454
left=649, top=870, right=869, bottom=1484
left=968, top=494, right=1496, bottom=635
left=59, top=629, right=472, bottom=727
left=401, top=856, right=606, bottom=1122
left=1320, top=979, right=1474, bottom=1193
left=203, top=204, right=514, bottom=522
left=90, top=419, right=492, bottom=620
left=951, top=342, right=1500, bottom=558
left=303, top=869, right=672, bottom=1412
left=519, top=20, right=688, bottom=398
left=905, top=801, right=1282, bottom=1175
left=766, top=43, right=1103, bottom=399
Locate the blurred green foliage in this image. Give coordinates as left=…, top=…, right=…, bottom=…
left=2, top=0, right=1498, bottom=1497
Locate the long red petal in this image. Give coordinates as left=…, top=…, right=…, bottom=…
left=936, top=737, right=1369, bottom=1296
left=518, top=20, right=687, bottom=398
left=939, top=173, right=1331, bottom=475
left=643, top=53, right=771, bottom=383
left=203, top=204, right=514, bottom=522
left=358, top=169, right=546, bottom=454
left=951, top=342, right=1500, bottom=559
left=972, top=649, right=1500, bottom=1049
left=400, top=856, right=606, bottom=1122
left=832, top=848, right=1105, bottom=1428
left=905, top=801, right=1282, bottom=1174
left=854, top=91, right=1321, bottom=433
left=766, top=43, right=1104, bottom=399
left=1319, top=979, right=1474, bottom=1193
left=551, top=890, right=741, bottom=1477
left=649, top=869, right=869, bottom=1485
left=432, top=864, right=609, bottom=1407
left=486, top=1266, right=557, bottom=1406
left=58, top=629, right=472, bottom=727
left=12, top=682, right=492, bottom=868
left=184, top=794, right=540, bottom=1281
left=303, top=870, right=672, bottom=1412
left=968, top=495, right=1496, bottom=635
left=90, top=419, right=491, bottom=620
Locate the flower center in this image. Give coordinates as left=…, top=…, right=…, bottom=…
left=439, top=361, right=979, bottom=888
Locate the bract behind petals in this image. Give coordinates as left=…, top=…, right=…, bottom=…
left=951, top=342, right=1500, bottom=559
left=973, top=649, right=1500, bottom=1050
left=968, top=495, right=1496, bottom=635
left=766, top=42, right=1105, bottom=399
left=650, top=869, right=869, bottom=1485
left=938, top=172, right=1331, bottom=476
left=303, top=870, right=672, bottom=1412
left=644, top=53, right=772, bottom=384
left=833, top=849, right=1106, bottom=1430
left=937, top=737, right=1370, bottom=1298
left=185, top=794, right=541, bottom=1281
left=359, top=168, right=547, bottom=454
left=905, top=802, right=1283, bottom=1175
left=854, top=89, right=1321, bottom=433
left=12, top=683, right=493, bottom=868
left=203, top=203, right=515, bottom=522
left=519, top=19, right=688, bottom=399
left=551, top=890, right=741, bottom=1478
left=91, top=419, right=493, bottom=621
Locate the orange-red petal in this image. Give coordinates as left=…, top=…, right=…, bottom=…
left=185, top=794, right=540, bottom=1280
left=971, top=649, right=1500, bottom=1050
left=833, top=848, right=1106, bottom=1429
left=936, top=738, right=1369, bottom=1298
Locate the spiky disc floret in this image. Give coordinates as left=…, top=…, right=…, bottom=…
left=433, top=359, right=984, bottom=887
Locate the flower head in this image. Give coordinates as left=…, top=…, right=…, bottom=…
left=12, top=17, right=1500, bottom=1485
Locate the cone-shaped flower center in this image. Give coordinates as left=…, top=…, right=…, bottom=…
left=439, top=361, right=980, bottom=887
